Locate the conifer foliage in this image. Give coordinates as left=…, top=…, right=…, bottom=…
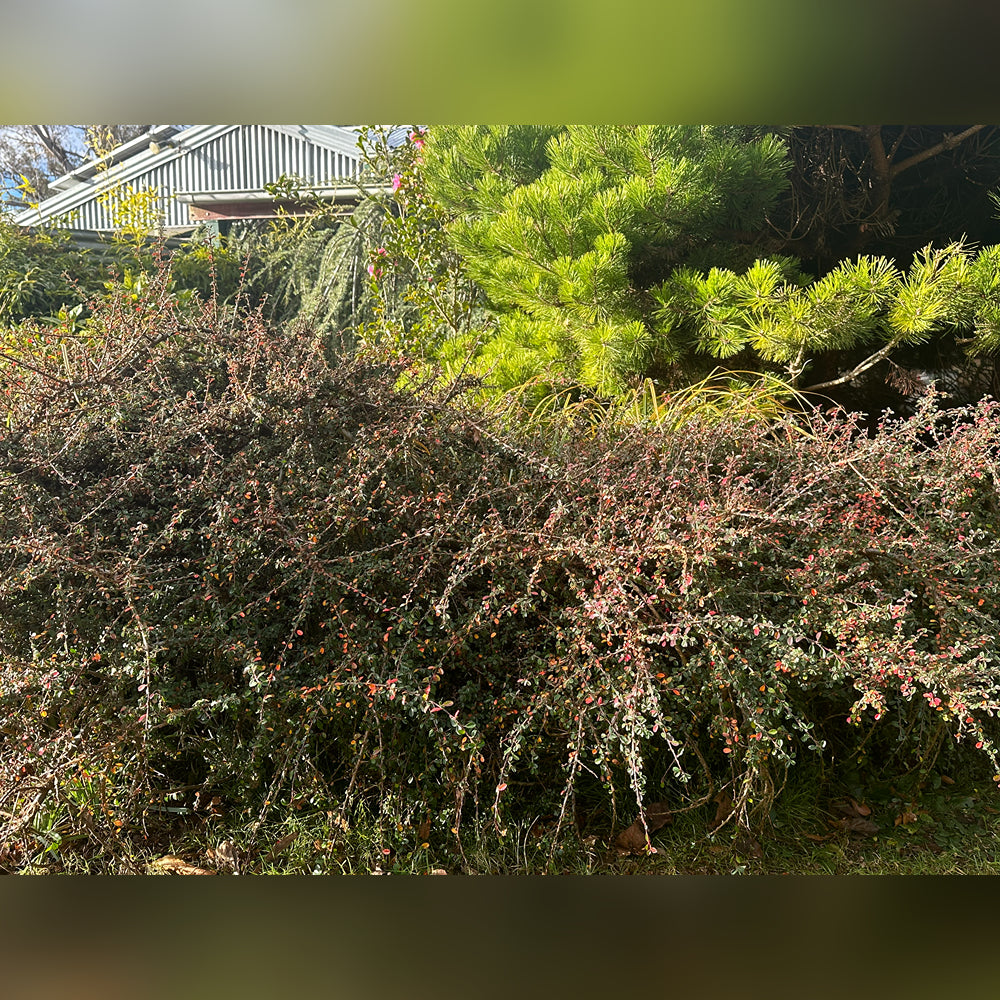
left=397, top=126, right=1000, bottom=413
left=656, top=240, right=1000, bottom=391
left=419, top=126, right=792, bottom=401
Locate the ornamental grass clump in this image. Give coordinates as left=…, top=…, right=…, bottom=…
left=1, top=266, right=999, bottom=865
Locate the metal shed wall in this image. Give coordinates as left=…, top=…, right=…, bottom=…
left=18, top=125, right=363, bottom=232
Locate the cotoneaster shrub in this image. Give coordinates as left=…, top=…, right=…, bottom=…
left=2, top=266, right=1000, bottom=861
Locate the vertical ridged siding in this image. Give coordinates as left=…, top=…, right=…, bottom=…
left=35, top=126, right=361, bottom=231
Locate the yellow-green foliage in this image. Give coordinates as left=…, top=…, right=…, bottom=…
left=0, top=217, right=98, bottom=326
left=375, top=127, right=1000, bottom=414
left=655, top=241, right=1000, bottom=388
left=97, top=182, right=163, bottom=242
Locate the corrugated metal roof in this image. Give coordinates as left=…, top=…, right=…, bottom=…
left=15, top=125, right=370, bottom=231
left=48, top=126, right=181, bottom=192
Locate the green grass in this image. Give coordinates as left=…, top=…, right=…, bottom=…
left=8, top=767, right=1000, bottom=875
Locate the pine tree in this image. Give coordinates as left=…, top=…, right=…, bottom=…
left=406, top=126, right=1000, bottom=415
left=419, top=126, right=790, bottom=404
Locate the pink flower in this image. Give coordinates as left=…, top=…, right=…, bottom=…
left=368, top=247, right=388, bottom=279
left=409, top=130, right=426, bottom=149
left=392, top=173, right=402, bottom=192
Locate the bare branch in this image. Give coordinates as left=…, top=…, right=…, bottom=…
left=27, top=125, right=82, bottom=174
left=889, top=125, right=991, bottom=178
left=801, top=336, right=904, bottom=393
left=887, top=126, right=909, bottom=163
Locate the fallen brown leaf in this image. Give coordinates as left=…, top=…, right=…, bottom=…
left=614, top=822, right=655, bottom=854
left=326, top=810, right=350, bottom=832
left=417, top=816, right=432, bottom=843
left=645, top=801, right=673, bottom=829
left=149, top=855, right=213, bottom=875
left=735, top=833, right=764, bottom=859
left=614, top=801, right=672, bottom=854
left=212, top=840, right=243, bottom=870
left=261, top=833, right=297, bottom=865
left=829, top=816, right=880, bottom=836
left=831, top=798, right=873, bottom=819
left=711, top=793, right=733, bottom=829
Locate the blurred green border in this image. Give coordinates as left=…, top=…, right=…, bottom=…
left=2, top=0, right=997, bottom=121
